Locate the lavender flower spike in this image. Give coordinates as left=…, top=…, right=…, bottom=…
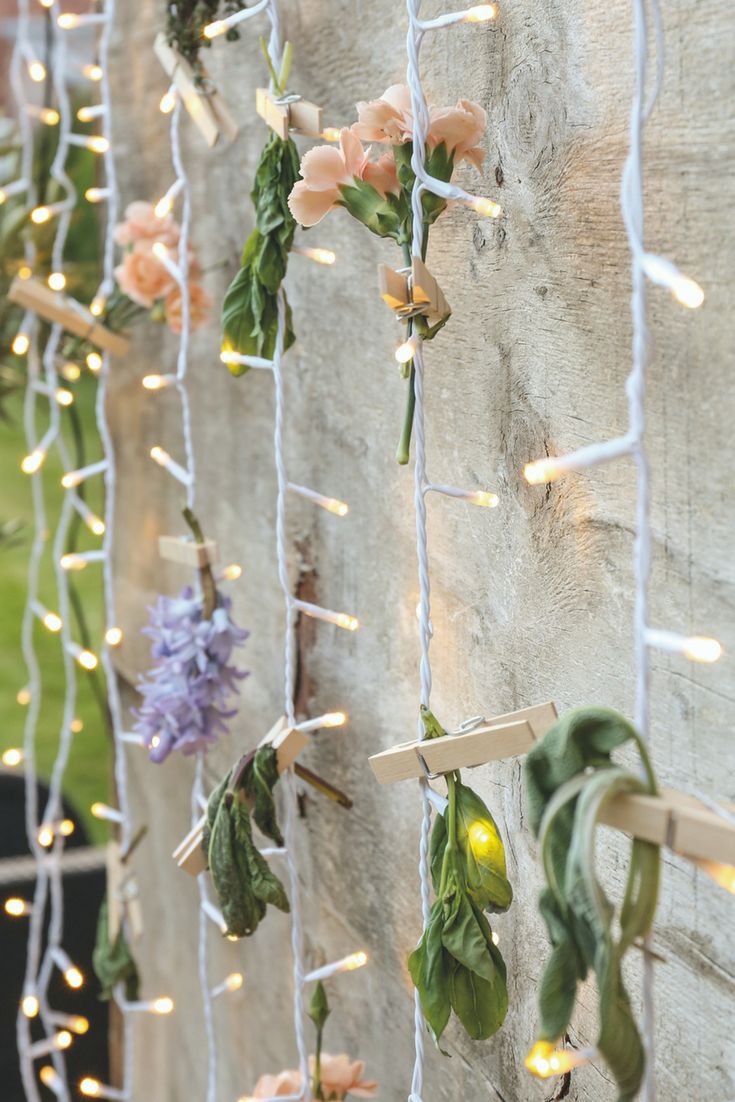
left=133, top=586, right=249, bottom=763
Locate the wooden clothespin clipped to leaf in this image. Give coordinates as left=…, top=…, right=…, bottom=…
left=153, top=32, right=238, bottom=149
left=378, top=256, right=451, bottom=330
left=8, top=277, right=130, bottom=356
left=255, top=38, right=324, bottom=140
left=158, top=508, right=218, bottom=620
left=106, top=825, right=147, bottom=943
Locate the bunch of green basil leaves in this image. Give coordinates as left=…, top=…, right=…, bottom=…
left=524, top=707, right=661, bottom=1101
left=204, top=744, right=290, bottom=938
left=408, top=707, right=512, bottom=1047
left=92, top=898, right=140, bottom=1001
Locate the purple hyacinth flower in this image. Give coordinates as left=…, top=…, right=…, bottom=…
left=133, top=586, right=249, bottom=763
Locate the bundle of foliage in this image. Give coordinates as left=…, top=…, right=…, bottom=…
left=408, top=707, right=512, bottom=1047
left=165, top=0, right=242, bottom=73
left=524, top=707, right=661, bottom=1101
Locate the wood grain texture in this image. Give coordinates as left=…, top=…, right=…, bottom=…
left=107, top=0, right=734, bottom=1099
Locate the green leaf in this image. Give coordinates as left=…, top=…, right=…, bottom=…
left=448, top=955, right=508, bottom=1041
left=92, top=899, right=140, bottom=1002
left=337, top=179, right=403, bottom=241
left=244, top=745, right=283, bottom=845
left=441, top=891, right=498, bottom=984
left=453, top=782, right=512, bottom=914
left=408, top=904, right=452, bottom=1043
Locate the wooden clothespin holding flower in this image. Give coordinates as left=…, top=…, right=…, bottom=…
left=254, top=39, right=324, bottom=140
left=154, top=32, right=238, bottom=148
left=378, top=255, right=451, bottom=330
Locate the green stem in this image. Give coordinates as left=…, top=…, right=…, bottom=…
left=312, top=1021, right=323, bottom=1100
left=394, top=227, right=429, bottom=465
left=182, top=507, right=217, bottom=621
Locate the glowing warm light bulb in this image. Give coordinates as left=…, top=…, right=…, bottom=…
left=697, top=859, right=735, bottom=895
left=12, top=332, right=30, bottom=355
left=344, top=950, right=368, bottom=970
left=150, top=445, right=169, bottom=466
left=69, top=1015, right=89, bottom=1034
left=28, top=60, right=46, bottom=82
left=523, top=457, right=562, bottom=485
left=86, top=352, right=102, bottom=372
left=395, top=336, right=418, bottom=364
left=105, top=627, right=122, bottom=646
left=525, top=1041, right=553, bottom=1078
left=59, top=819, right=75, bottom=837
left=82, top=63, right=103, bottom=81
left=469, top=822, right=492, bottom=848
left=491, top=930, right=500, bottom=946
left=40, top=1067, right=60, bottom=1089
left=526, top=1040, right=596, bottom=1078
left=70, top=718, right=84, bottom=733
left=57, top=12, right=81, bottom=27
left=142, top=374, right=164, bottom=390
left=87, top=514, right=106, bottom=536
left=39, top=0, right=54, bottom=7
left=151, top=241, right=168, bottom=260
left=321, top=711, right=348, bottom=727
left=90, top=295, right=105, bottom=317
left=225, top=972, right=243, bottom=992
left=77, top=649, right=98, bottom=671
left=321, top=127, right=342, bottom=142
left=60, top=553, right=86, bottom=570
left=22, top=994, right=39, bottom=1018
left=39, top=107, right=60, bottom=125
left=18, top=264, right=33, bottom=279
left=222, top=563, right=242, bottom=581
left=64, top=965, right=84, bottom=989
left=21, top=449, right=45, bottom=474
left=38, top=825, right=54, bottom=848
left=336, top=613, right=359, bottom=632
left=5, top=897, right=32, bottom=916
left=152, top=996, right=174, bottom=1015
left=56, top=387, right=74, bottom=406
left=469, top=490, right=499, bottom=508
left=76, top=106, right=97, bottom=122
left=682, top=635, right=722, bottom=664
left=2, top=747, right=24, bottom=767
left=464, top=3, right=497, bottom=20
left=80, top=1077, right=101, bottom=1096
left=85, top=187, right=107, bottom=204
left=31, top=205, right=51, bottom=224
left=91, top=802, right=110, bottom=819
left=154, top=196, right=172, bottom=219
left=307, top=247, right=336, bottom=265
left=326, top=497, right=349, bottom=516
left=671, top=274, right=704, bottom=309
left=467, top=195, right=503, bottom=218
left=54, top=1030, right=73, bottom=1050
left=203, top=18, right=227, bottom=37
left=61, top=362, right=81, bottom=381
left=86, top=135, right=110, bottom=154
left=159, top=89, right=176, bottom=114
left=17, top=687, right=32, bottom=706
left=48, top=272, right=66, bottom=291
left=42, top=610, right=63, bottom=632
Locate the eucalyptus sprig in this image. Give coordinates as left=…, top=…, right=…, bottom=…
left=220, top=42, right=300, bottom=370
left=408, top=707, right=512, bottom=1048
left=165, top=0, right=241, bottom=74
left=203, top=744, right=290, bottom=938
left=523, top=707, right=661, bottom=1101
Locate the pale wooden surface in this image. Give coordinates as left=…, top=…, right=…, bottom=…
left=106, top=0, right=734, bottom=1099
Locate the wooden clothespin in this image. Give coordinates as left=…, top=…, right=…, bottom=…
left=8, top=277, right=129, bottom=356
left=378, top=256, right=451, bottom=328
left=173, top=715, right=309, bottom=877
left=255, top=88, right=323, bottom=140
left=154, top=33, right=238, bottom=149
left=600, top=787, right=735, bottom=865
left=107, top=840, right=144, bottom=941
left=369, top=702, right=558, bottom=785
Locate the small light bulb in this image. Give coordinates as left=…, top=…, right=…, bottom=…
left=312, top=248, right=336, bottom=265
left=70, top=718, right=84, bottom=733
left=70, top=1015, right=89, bottom=1034
left=154, top=196, right=172, bottom=219
left=321, top=127, right=342, bottom=142
left=17, top=687, right=32, bottom=706
left=61, top=362, right=81, bottom=381
left=90, top=295, right=105, bottom=317
left=153, top=996, right=174, bottom=1015
left=697, top=859, right=735, bottom=895
left=225, top=972, right=243, bottom=992
left=39, top=0, right=54, bottom=7
left=48, top=271, right=66, bottom=291
left=464, top=2, right=497, bottom=20
left=64, top=966, right=84, bottom=989
left=86, top=352, right=102, bottom=372
left=523, top=457, right=562, bottom=485
left=21, top=449, right=45, bottom=474
left=60, top=553, right=87, bottom=570
left=86, top=136, right=110, bottom=154
left=671, top=275, right=704, bottom=310
left=91, top=802, right=106, bottom=819
left=525, top=1041, right=553, bottom=1079
left=13, top=332, right=30, bottom=355
left=76, top=106, right=96, bottom=123
left=321, top=711, right=347, bottom=727
left=203, top=18, right=227, bottom=37
left=150, top=445, right=169, bottom=466
left=87, top=515, right=106, bottom=536
left=28, top=60, right=46, bottom=82
left=22, top=994, right=39, bottom=1018
left=2, top=748, right=24, bottom=767
left=682, top=636, right=722, bottom=664
left=469, top=822, right=492, bottom=848
left=54, top=1030, right=73, bottom=1050
left=80, top=1077, right=100, bottom=1096
left=31, top=205, right=51, bottom=224
left=151, top=241, right=168, bottom=260
left=491, top=930, right=500, bottom=945
left=344, top=950, right=368, bottom=970
left=18, top=265, right=33, bottom=279
left=142, top=374, right=164, bottom=390
left=5, top=897, right=32, bottom=916
left=82, top=64, right=103, bottom=81
left=38, top=825, right=54, bottom=848
left=467, top=195, right=502, bottom=219
left=39, top=107, right=60, bottom=126
left=335, top=613, right=359, bottom=631
left=105, top=627, right=122, bottom=646
left=59, top=819, right=75, bottom=837
left=222, top=563, right=242, bottom=581
left=57, top=12, right=80, bottom=27
left=159, top=90, right=176, bottom=114
left=40, top=1067, right=60, bottom=1089
left=55, top=387, right=74, bottom=406
left=395, top=337, right=418, bottom=365
left=77, top=649, right=98, bottom=671
left=326, top=497, right=349, bottom=516
left=469, top=490, right=499, bottom=508
left=43, top=611, right=63, bottom=632
left=85, top=188, right=106, bottom=204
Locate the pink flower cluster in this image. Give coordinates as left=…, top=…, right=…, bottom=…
left=288, top=83, right=486, bottom=227
left=251, top=1054, right=377, bottom=1099
left=114, top=201, right=211, bottom=333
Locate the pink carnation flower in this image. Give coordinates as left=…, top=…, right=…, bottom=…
left=114, top=245, right=176, bottom=308
left=114, top=200, right=180, bottom=248
left=164, top=283, right=212, bottom=334
left=288, top=129, right=399, bottom=228
left=251, top=1054, right=377, bottom=1100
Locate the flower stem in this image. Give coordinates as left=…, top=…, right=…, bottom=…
left=396, top=361, right=416, bottom=465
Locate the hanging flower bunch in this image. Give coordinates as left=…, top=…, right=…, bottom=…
left=165, top=0, right=242, bottom=75
left=249, top=982, right=377, bottom=1100
left=133, top=585, right=249, bottom=763
left=288, top=84, right=490, bottom=462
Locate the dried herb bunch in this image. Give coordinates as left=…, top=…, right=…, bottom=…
left=165, top=0, right=241, bottom=73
